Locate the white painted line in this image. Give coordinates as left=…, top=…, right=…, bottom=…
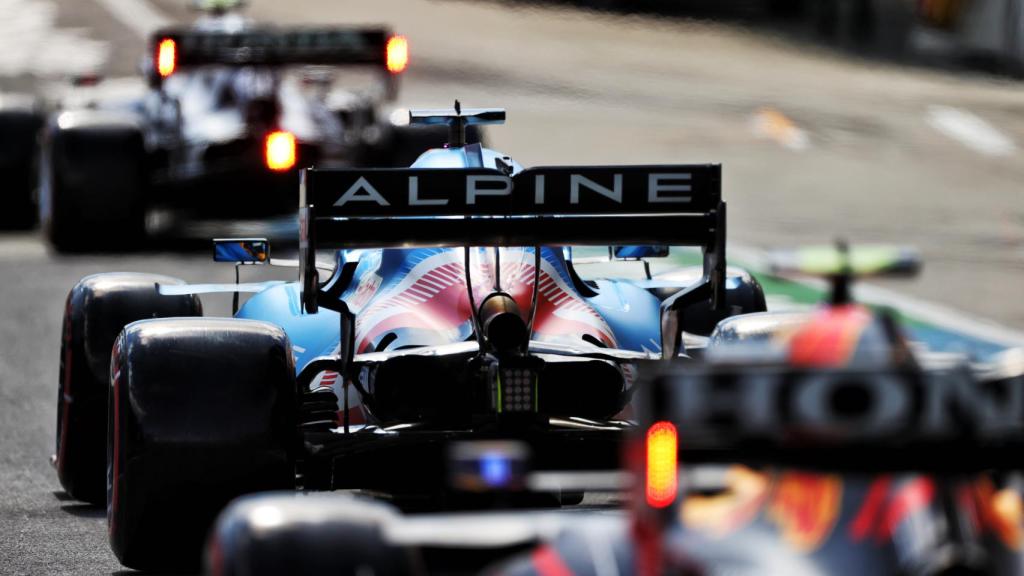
left=728, top=244, right=1024, bottom=348
left=91, top=0, right=172, bottom=38
left=926, top=105, right=1016, bottom=157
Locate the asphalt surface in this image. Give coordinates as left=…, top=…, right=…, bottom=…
left=1, top=0, right=1023, bottom=573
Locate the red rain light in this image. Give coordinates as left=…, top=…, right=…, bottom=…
left=386, top=35, right=409, bottom=74
left=645, top=421, right=678, bottom=509
left=265, top=131, right=296, bottom=172
left=157, top=38, right=177, bottom=78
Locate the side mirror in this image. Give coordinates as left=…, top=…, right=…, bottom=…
left=213, top=238, right=270, bottom=264
left=613, top=245, right=669, bottom=260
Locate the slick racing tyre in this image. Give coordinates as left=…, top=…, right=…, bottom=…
left=808, top=0, right=877, bottom=46
left=683, top=269, right=767, bottom=335
left=55, top=273, right=201, bottom=505
left=206, top=493, right=417, bottom=576
left=651, top=267, right=768, bottom=336
left=0, top=99, right=43, bottom=229
left=41, top=112, right=147, bottom=252
left=109, top=318, right=297, bottom=572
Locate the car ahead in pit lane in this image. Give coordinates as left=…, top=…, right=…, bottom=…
left=202, top=257, right=1024, bottom=576
left=52, top=106, right=770, bottom=571
left=36, top=3, right=458, bottom=252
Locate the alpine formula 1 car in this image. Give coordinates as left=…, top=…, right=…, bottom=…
left=200, top=256, right=1024, bottom=576
left=53, top=106, right=769, bottom=571
left=36, top=4, right=454, bottom=251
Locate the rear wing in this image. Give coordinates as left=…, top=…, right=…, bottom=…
left=147, top=26, right=405, bottom=90
left=636, top=362, right=1024, bottom=473
left=298, top=165, right=727, bottom=322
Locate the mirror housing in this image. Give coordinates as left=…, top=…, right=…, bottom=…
left=613, top=245, right=669, bottom=260
left=213, top=238, right=270, bottom=264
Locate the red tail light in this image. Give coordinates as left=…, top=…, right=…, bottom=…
left=645, top=421, right=678, bottom=509
left=386, top=35, right=409, bottom=75
left=265, top=131, right=296, bottom=172
left=156, top=38, right=177, bottom=78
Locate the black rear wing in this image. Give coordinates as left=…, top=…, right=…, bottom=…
left=298, top=165, right=727, bottom=328
left=637, top=362, right=1024, bottom=472
left=147, top=26, right=402, bottom=89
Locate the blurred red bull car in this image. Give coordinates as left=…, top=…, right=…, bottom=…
left=200, top=252, right=1024, bottom=575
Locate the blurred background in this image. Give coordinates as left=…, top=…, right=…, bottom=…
left=0, top=2, right=1021, bottom=571
left=2, top=0, right=1021, bottom=326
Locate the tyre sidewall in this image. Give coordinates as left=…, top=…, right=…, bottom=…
left=44, top=123, right=147, bottom=251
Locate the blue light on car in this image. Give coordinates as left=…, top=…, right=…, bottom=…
left=480, top=452, right=513, bottom=487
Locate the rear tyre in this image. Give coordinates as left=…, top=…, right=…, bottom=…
left=808, top=0, right=877, bottom=47
left=0, top=103, right=43, bottom=229
left=108, top=318, right=297, bottom=571
left=41, top=115, right=147, bottom=252
left=766, top=0, right=804, bottom=18
left=55, top=273, right=201, bottom=505
left=682, top=269, right=768, bottom=335
left=652, top=268, right=768, bottom=336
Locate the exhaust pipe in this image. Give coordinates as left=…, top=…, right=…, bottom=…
left=478, top=293, right=528, bottom=353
